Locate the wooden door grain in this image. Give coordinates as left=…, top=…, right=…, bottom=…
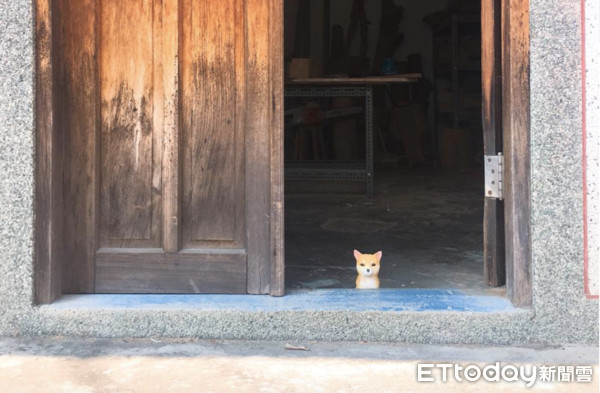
left=56, top=0, right=98, bottom=293
left=53, top=0, right=281, bottom=294
left=502, top=0, right=531, bottom=306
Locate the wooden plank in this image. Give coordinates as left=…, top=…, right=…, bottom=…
left=246, top=0, right=273, bottom=294
left=35, top=0, right=62, bottom=304
left=162, top=0, right=180, bottom=253
left=59, top=0, right=97, bottom=293
left=99, top=0, right=160, bottom=248
left=482, top=0, right=506, bottom=287
left=95, top=251, right=247, bottom=293
left=502, top=0, right=531, bottom=306
left=180, top=0, right=244, bottom=247
left=270, top=0, right=285, bottom=296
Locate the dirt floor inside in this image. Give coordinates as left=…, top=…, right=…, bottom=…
left=285, top=167, right=505, bottom=296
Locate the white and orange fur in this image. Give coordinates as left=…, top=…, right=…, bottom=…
left=354, top=250, right=382, bottom=289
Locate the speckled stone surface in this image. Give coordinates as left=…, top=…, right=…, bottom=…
left=0, top=0, right=35, bottom=325
left=584, top=0, right=600, bottom=296
left=529, top=0, right=598, bottom=340
left=0, top=0, right=597, bottom=344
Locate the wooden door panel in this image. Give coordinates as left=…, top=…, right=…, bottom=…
left=95, top=251, right=247, bottom=293
left=58, top=0, right=266, bottom=294
left=99, top=0, right=161, bottom=249
left=181, top=0, right=245, bottom=247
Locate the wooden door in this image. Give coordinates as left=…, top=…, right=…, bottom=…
left=55, top=0, right=282, bottom=294
left=482, top=0, right=505, bottom=286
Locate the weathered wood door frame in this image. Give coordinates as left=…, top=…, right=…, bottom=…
left=34, top=0, right=284, bottom=303
left=501, top=0, right=531, bottom=307
left=482, top=0, right=506, bottom=288
left=482, top=0, right=532, bottom=307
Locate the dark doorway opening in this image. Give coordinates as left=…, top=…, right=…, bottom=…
left=283, top=0, right=503, bottom=295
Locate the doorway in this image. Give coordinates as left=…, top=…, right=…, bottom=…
left=281, top=0, right=530, bottom=301
left=35, top=0, right=530, bottom=305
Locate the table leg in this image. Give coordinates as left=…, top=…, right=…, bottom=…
left=366, top=87, right=374, bottom=198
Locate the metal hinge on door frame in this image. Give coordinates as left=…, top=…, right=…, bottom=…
left=485, top=153, right=503, bottom=200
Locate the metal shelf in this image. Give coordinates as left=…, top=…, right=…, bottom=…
left=285, top=161, right=370, bottom=182
left=284, top=86, right=374, bottom=197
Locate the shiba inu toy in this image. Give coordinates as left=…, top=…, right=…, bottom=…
left=354, top=250, right=382, bottom=289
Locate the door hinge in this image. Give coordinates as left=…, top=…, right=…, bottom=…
left=484, top=153, right=503, bottom=200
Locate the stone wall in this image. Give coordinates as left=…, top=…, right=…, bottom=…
left=0, top=0, right=596, bottom=343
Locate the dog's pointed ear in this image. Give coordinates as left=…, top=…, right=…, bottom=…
left=353, top=250, right=362, bottom=259
left=374, top=251, right=382, bottom=261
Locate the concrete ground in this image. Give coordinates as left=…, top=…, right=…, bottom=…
left=285, top=168, right=501, bottom=295
left=0, top=337, right=597, bottom=393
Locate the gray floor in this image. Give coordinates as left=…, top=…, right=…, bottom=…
left=285, top=167, right=504, bottom=296
left=1, top=337, right=597, bottom=393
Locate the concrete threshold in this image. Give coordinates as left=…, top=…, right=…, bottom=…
left=47, top=289, right=516, bottom=312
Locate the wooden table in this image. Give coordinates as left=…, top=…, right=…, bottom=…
left=284, top=74, right=421, bottom=197
left=285, top=74, right=421, bottom=85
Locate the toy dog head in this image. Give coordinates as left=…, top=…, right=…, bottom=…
left=354, top=250, right=382, bottom=278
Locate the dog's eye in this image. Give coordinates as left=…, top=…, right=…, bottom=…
left=371, top=263, right=376, bottom=267
left=360, top=263, right=365, bottom=266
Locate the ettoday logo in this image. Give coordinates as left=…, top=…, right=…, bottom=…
left=417, top=363, right=593, bottom=388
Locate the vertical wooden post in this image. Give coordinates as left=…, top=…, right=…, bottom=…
left=482, top=0, right=506, bottom=287
left=270, top=0, right=285, bottom=296
left=247, top=0, right=273, bottom=294
left=58, top=0, right=98, bottom=293
left=502, top=0, right=532, bottom=306
left=35, top=0, right=62, bottom=304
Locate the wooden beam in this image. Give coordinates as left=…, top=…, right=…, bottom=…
left=270, top=0, right=285, bottom=296
left=246, top=0, right=272, bottom=294
left=482, top=0, right=506, bottom=287
left=502, top=0, right=532, bottom=306
left=58, top=0, right=98, bottom=293
left=35, top=0, right=62, bottom=304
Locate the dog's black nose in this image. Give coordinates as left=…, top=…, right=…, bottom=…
left=366, top=269, right=371, bottom=273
